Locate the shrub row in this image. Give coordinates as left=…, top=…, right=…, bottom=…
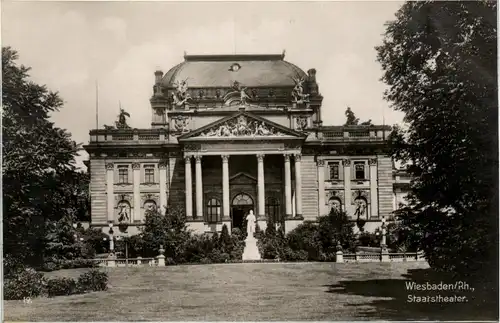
left=4, top=268, right=108, bottom=300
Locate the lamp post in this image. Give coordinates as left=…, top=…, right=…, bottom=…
left=108, top=223, right=115, bottom=256
left=380, top=215, right=387, bottom=249
left=380, top=215, right=389, bottom=262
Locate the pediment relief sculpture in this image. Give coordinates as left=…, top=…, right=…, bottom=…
left=199, top=116, right=288, bottom=137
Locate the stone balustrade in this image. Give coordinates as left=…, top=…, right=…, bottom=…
left=89, top=129, right=168, bottom=143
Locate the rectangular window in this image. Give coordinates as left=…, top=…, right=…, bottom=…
left=329, top=163, right=340, bottom=180
left=118, top=166, right=129, bottom=184
left=354, top=162, right=366, bottom=180
left=144, top=165, right=155, bottom=183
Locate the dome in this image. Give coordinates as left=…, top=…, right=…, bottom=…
left=162, top=53, right=308, bottom=88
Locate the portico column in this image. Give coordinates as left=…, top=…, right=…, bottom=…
left=369, top=158, right=378, bottom=218
left=184, top=156, right=193, bottom=219
left=132, top=163, right=141, bottom=222
left=343, top=159, right=352, bottom=216
left=195, top=156, right=203, bottom=219
left=284, top=154, right=292, bottom=218
left=222, top=155, right=230, bottom=220
left=257, top=154, right=265, bottom=219
left=159, top=162, right=167, bottom=214
left=317, top=159, right=326, bottom=216
left=294, top=153, right=303, bottom=218
left=106, top=163, right=114, bottom=222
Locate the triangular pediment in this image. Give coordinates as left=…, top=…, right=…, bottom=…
left=230, top=172, right=257, bottom=184
left=178, top=111, right=306, bottom=141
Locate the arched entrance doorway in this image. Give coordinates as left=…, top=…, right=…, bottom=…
left=231, top=193, right=254, bottom=231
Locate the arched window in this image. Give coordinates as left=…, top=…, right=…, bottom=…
left=232, top=193, right=253, bottom=206
left=206, top=198, right=221, bottom=223
left=266, top=196, right=282, bottom=225
left=328, top=197, right=342, bottom=214
left=354, top=197, right=368, bottom=219
left=117, top=200, right=131, bottom=223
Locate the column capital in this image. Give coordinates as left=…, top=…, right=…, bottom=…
left=158, top=162, right=167, bottom=169
left=106, top=162, right=114, bottom=170
left=195, top=155, right=202, bottom=163
left=221, top=155, right=229, bottom=163
left=369, top=158, right=377, bottom=166
left=342, top=158, right=351, bottom=166
left=132, top=163, right=141, bottom=170
left=284, top=154, right=291, bottom=162
left=256, top=154, right=265, bottom=162
left=184, top=156, right=192, bottom=164
left=317, top=159, right=325, bottom=167
left=294, top=153, right=302, bottom=162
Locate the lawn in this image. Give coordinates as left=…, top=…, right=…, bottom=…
left=4, top=262, right=498, bottom=321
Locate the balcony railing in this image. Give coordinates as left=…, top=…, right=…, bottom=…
left=89, top=129, right=168, bottom=143
left=320, top=125, right=391, bottom=141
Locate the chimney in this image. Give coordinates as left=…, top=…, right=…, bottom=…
left=155, top=70, right=164, bottom=84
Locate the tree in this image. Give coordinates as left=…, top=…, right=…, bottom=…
left=2, top=47, right=81, bottom=266
left=376, top=2, right=497, bottom=279
left=140, top=207, right=191, bottom=259
left=317, top=208, right=357, bottom=253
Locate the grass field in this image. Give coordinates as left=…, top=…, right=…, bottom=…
left=4, top=262, right=498, bottom=321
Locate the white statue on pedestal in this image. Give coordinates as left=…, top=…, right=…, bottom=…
left=242, top=209, right=261, bottom=260
left=246, top=210, right=256, bottom=238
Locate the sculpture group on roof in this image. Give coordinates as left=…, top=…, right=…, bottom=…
left=172, top=79, right=191, bottom=106
left=291, top=76, right=310, bottom=104
left=103, top=108, right=131, bottom=130
left=200, top=115, right=286, bottom=137
left=231, top=81, right=252, bottom=105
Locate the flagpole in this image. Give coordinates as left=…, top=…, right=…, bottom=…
left=95, top=81, right=99, bottom=130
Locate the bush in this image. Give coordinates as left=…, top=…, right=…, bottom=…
left=4, top=268, right=48, bottom=300
left=47, top=277, right=77, bottom=297
left=358, top=232, right=380, bottom=247
left=40, top=258, right=98, bottom=272
left=317, top=209, right=357, bottom=253
left=286, top=221, right=321, bottom=260
left=4, top=254, right=25, bottom=279
left=76, top=269, right=108, bottom=293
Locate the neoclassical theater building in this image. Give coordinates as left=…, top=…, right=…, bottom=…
left=84, top=53, right=410, bottom=235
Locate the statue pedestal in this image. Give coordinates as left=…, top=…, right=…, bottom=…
left=242, top=236, right=261, bottom=261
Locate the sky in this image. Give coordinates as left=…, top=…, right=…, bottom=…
left=2, top=1, right=405, bottom=170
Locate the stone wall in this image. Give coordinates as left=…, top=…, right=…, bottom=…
left=301, top=155, right=319, bottom=221
left=90, top=159, right=106, bottom=224
left=377, top=155, right=393, bottom=219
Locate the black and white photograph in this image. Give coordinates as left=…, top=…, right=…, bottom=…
left=2, top=1, right=498, bottom=321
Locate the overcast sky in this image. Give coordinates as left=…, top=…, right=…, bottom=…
left=3, top=1, right=405, bottom=169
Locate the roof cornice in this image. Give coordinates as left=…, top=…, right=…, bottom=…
left=184, top=53, right=285, bottom=62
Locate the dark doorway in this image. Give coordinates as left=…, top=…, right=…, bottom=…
left=232, top=207, right=246, bottom=230
left=231, top=193, right=254, bottom=231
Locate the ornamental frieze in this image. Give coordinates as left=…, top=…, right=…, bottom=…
left=141, top=193, right=159, bottom=205
left=351, top=189, right=370, bottom=203
left=199, top=116, right=288, bottom=137
left=326, top=190, right=344, bottom=203
left=183, top=144, right=201, bottom=152
left=115, top=193, right=133, bottom=206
